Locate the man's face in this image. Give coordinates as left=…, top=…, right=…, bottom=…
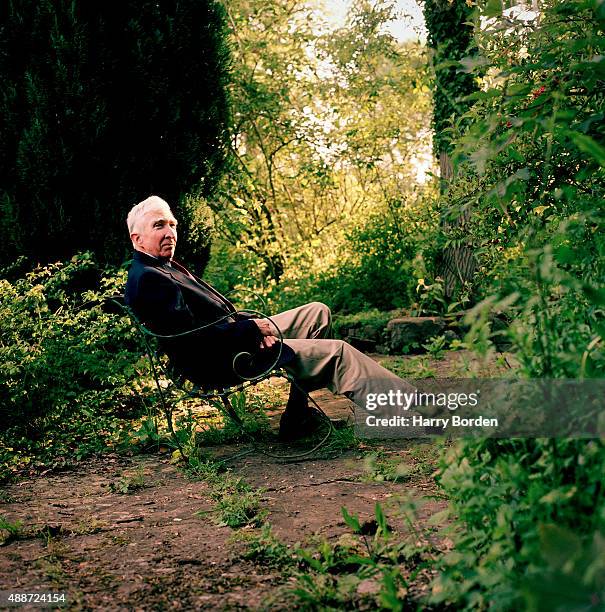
left=131, top=209, right=178, bottom=260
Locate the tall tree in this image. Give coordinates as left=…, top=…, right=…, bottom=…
left=0, top=0, right=231, bottom=268
left=213, top=0, right=432, bottom=286
left=424, top=0, right=477, bottom=298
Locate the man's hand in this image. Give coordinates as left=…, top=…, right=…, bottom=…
left=253, top=318, right=274, bottom=336
left=260, top=335, right=278, bottom=350
left=253, top=318, right=279, bottom=350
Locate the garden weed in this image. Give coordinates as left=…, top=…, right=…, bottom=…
left=0, top=515, right=24, bottom=544
left=237, top=523, right=296, bottom=569
left=108, top=465, right=147, bottom=494
left=283, top=503, right=437, bottom=610
left=189, top=457, right=267, bottom=529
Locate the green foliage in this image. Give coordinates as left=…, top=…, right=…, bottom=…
left=190, top=458, right=267, bottom=528
left=0, top=253, right=149, bottom=481
left=444, top=0, right=605, bottom=326
left=422, top=334, right=447, bottom=359
left=312, top=193, right=440, bottom=313
left=313, top=424, right=360, bottom=459
left=109, top=467, right=147, bottom=494
left=362, top=444, right=440, bottom=484
left=240, top=523, right=296, bottom=570
left=207, top=0, right=436, bottom=312
left=424, top=0, right=478, bottom=156
left=362, top=451, right=411, bottom=483
left=384, top=356, right=437, bottom=379
left=0, top=0, right=231, bottom=267
left=213, top=485, right=267, bottom=529
left=207, top=186, right=440, bottom=314
left=286, top=502, right=437, bottom=610
left=521, top=525, right=605, bottom=611
left=433, top=438, right=605, bottom=609
left=187, top=389, right=274, bottom=448
left=332, top=308, right=399, bottom=346
left=417, top=2, right=605, bottom=607
left=0, top=516, right=22, bottom=535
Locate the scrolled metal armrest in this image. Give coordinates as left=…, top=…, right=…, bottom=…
left=100, top=297, right=284, bottom=384
left=230, top=310, right=284, bottom=382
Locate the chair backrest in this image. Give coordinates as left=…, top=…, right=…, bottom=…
left=101, top=295, right=284, bottom=397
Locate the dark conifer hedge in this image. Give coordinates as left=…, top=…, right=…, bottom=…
left=0, top=0, right=231, bottom=267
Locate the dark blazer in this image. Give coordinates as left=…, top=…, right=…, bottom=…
left=124, top=250, right=293, bottom=388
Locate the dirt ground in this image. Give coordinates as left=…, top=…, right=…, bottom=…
left=0, top=444, right=443, bottom=611
left=0, top=350, right=511, bottom=610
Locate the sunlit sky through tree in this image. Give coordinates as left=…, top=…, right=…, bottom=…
left=322, top=0, right=427, bottom=43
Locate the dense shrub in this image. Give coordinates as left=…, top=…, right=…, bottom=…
left=427, top=1, right=605, bottom=607
left=434, top=438, right=605, bottom=609
left=312, top=197, right=440, bottom=313
left=205, top=190, right=440, bottom=315
left=0, top=253, right=146, bottom=475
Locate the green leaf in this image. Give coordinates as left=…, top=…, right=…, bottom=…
left=569, top=132, right=605, bottom=166
left=506, top=83, right=532, bottom=97
left=343, top=554, right=375, bottom=566
left=538, top=524, right=582, bottom=571
left=463, top=89, right=502, bottom=103
left=554, top=245, right=577, bottom=264
left=341, top=506, right=361, bottom=533
left=583, top=284, right=605, bottom=305
left=484, top=0, right=503, bottom=18
left=375, top=502, right=389, bottom=535
left=506, top=146, right=525, bottom=163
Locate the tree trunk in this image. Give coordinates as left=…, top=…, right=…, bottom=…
left=440, top=151, right=475, bottom=298
left=424, top=0, right=478, bottom=300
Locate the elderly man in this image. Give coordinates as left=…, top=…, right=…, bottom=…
left=124, top=195, right=414, bottom=440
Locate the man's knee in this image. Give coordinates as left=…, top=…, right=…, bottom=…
left=307, top=301, right=330, bottom=316
left=333, top=338, right=346, bottom=357
left=310, top=302, right=331, bottom=335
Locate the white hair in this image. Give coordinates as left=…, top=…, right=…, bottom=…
left=126, top=195, right=175, bottom=235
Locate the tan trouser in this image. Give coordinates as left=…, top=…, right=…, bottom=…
left=270, top=302, right=416, bottom=411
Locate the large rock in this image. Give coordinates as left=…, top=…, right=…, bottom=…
left=386, top=316, right=447, bottom=354
left=337, top=320, right=391, bottom=353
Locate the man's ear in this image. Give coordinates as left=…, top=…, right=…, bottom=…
left=130, top=232, right=141, bottom=246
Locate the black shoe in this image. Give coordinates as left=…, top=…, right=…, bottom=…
left=279, top=407, right=326, bottom=442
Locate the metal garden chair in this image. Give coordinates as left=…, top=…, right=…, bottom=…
left=102, top=295, right=334, bottom=461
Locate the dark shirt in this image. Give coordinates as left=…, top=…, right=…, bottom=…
left=124, top=250, right=293, bottom=388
